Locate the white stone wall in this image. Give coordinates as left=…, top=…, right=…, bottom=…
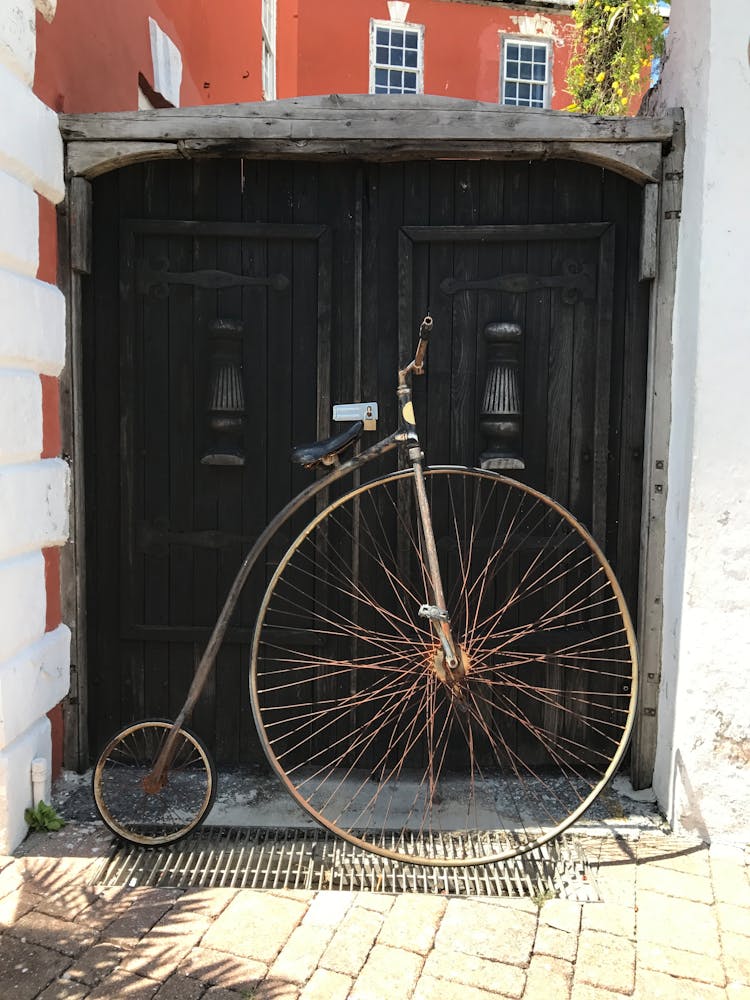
left=0, top=0, right=69, bottom=854
left=648, top=0, right=750, bottom=842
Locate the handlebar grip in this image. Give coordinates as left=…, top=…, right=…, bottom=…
left=414, top=315, right=432, bottom=371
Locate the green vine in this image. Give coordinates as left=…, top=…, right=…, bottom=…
left=566, top=1, right=666, bottom=115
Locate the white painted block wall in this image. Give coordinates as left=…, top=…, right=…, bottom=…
left=0, top=0, right=69, bottom=853
left=650, top=0, right=750, bottom=842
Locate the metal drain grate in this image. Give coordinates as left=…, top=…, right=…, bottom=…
left=90, top=826, right=599, bottom=900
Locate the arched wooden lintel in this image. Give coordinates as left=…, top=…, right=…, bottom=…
left=60, top=94, right=678, bottom=186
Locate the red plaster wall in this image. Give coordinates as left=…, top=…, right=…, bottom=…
left=284, top=0, right=573, bottom=108
left=35, top=0, right=263, bottom=113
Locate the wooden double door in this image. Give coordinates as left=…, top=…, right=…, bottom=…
left=83, top=157, right=649, bottom=763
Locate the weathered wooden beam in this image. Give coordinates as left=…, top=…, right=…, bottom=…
left=60, top=94, right=677, bottom=145
left=66, top=140, right=180, bottom=178
left=66, top=136, right=664, bottom=185
left=631, top=109, right=685, bottom=790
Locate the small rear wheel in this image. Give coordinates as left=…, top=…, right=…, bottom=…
left=92, top=719, right=216, bottom=846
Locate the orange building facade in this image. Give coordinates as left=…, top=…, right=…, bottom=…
left=35, top=0, right=575, bottom=114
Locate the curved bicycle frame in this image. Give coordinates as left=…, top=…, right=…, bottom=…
left=145, top=319, right=451, bottom=789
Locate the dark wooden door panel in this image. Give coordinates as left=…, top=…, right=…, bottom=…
left=84, top=159, right=648, bottom=764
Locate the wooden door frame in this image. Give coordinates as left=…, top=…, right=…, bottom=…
left=57, top=95, right=683, bottom=788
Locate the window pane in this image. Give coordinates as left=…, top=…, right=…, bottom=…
left=533, top=47, right=546, bottom=63
left=405, top=31, right=418, bottom=48
left=390, top=69, right=403, bottom=88
left=533, top=63, right=546, bottom=81
left=531, top=84, right=544, bottom=103
left=504, top=82, right=517, bottom=102
left=404, top=71, right=417, bottom=90
left=519, top=83, right=531, bottom=100
left=520, top=46, right=533, bottom=62
left=506, top=43, right=520, bottom=61
left=405, top=48, right=417, bottom=67
left=506, top=60, right=519, bottom=79
left=392, top=47, right=403, bottom=66
left=391, top=30, right=404, bottom=47
left=376, top=46, right=389, bottom=64
left=375, top=68, right=388, bottom=87
left=520, top=62, right=532, bottom=80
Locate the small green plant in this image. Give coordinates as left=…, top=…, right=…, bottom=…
left=25, top=800, right=66, bottom=832
left=532, top=888, right=556, bottom=909
left=566, top=0, right=667, bottom=115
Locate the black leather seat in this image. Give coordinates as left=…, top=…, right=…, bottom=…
left=290, top=421, right=364, bottom=468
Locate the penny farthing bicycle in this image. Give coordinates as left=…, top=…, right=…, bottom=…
left=92, top=317, right=638, bottom=866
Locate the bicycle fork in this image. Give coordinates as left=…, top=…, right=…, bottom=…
left=397, top=330, right=467, bottom=694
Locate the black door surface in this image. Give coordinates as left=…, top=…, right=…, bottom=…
left=83, top=158, right=649, bottom=763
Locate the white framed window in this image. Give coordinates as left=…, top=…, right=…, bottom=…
left=370, top=20, right=424, bottom=95
left=501, top=37, right=551, bottom=109
left=262, top=0, right=276, bottom=100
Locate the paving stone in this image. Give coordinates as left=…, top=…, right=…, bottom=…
left=376, top=893, right=446, bottom=954
left=8, top=908, right=99, bottom=957
left=0, top=936, right=72, bottom=1000
left=648, top=846, right=712, bottom=878
left=203, top=987, right=251, bottom=1000
left=580, top=901, right=635, bottom=938
left=202, top=890, right=306, bottom=965
left=434, top=898, right=537, bottom=967
left=354, top=891, right=395, bottom=913
left=0, top=861, right=26, bottom=899
left=268, top=922, right=335, bottom=984
left=299, top=968, right=352, bottom=1000
left=119, top=897, right=212, bottom=979
left=574, top=929, right=635, bottom=994
left=36, top=980, right=90, bottom=1000
left=533, top=925, right=577, bottom=963
left=710, top=854, right=750, bottom=907
left=570, top=986, right=630, bottom=1000
left=634, top=967, right=726, bottom=999
left=320, top=905, right=383, bottom=976
left=154, top=973, right=205, bottom=1000
left=539, top=899, right=581, bottom=934
left=637, top=862, right=714, bottom=904
left=727, top=983, right=750, bottom=999
left=301, top=892, right=354, bottom=927
left=104, top=889, right=182, bottom=948
left=350, top=943, right=423, bottom=1000
left=718, top=903, right=750, bottom=937
left=181, top=945, right=267, bottom=991
left=34, top=883, right=100, bottom=922
left=636, top=891, right=721, bottom=958
left=413, top=974, right=498, bottom=1000
left=638, top=940, right=726, bottom=986
left=0, top=884, right=44, bottom=927
left=85, top=969, right=160, bottom=999
left=524, top=954, right=572, bottom=999
left=253, top=979, right=300, bottom=1000
left=722, top=930, right=750, bottom=984
left=423, top=948, right=526, bottom=998
left=177, top=888, right=238, bottom=920
left=64, top=941, right=127, bottom=985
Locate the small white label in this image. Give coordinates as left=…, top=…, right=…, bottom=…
left=332, top=402, right=379, bottom=425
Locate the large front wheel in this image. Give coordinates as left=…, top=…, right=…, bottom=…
left=251, top=468, right=637, bottom=866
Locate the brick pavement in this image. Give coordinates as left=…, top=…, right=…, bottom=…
left=1, top=829, right=748, bottom=999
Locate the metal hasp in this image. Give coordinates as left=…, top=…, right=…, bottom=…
left=201, top=318, right=246, bottom=466
left=479, top=321, right=525, bottom=470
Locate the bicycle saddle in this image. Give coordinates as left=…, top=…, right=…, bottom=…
left=290, top=421, right=364, bottom=468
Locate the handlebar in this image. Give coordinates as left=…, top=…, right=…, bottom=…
left=399, top=314, right=433, bottom=385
